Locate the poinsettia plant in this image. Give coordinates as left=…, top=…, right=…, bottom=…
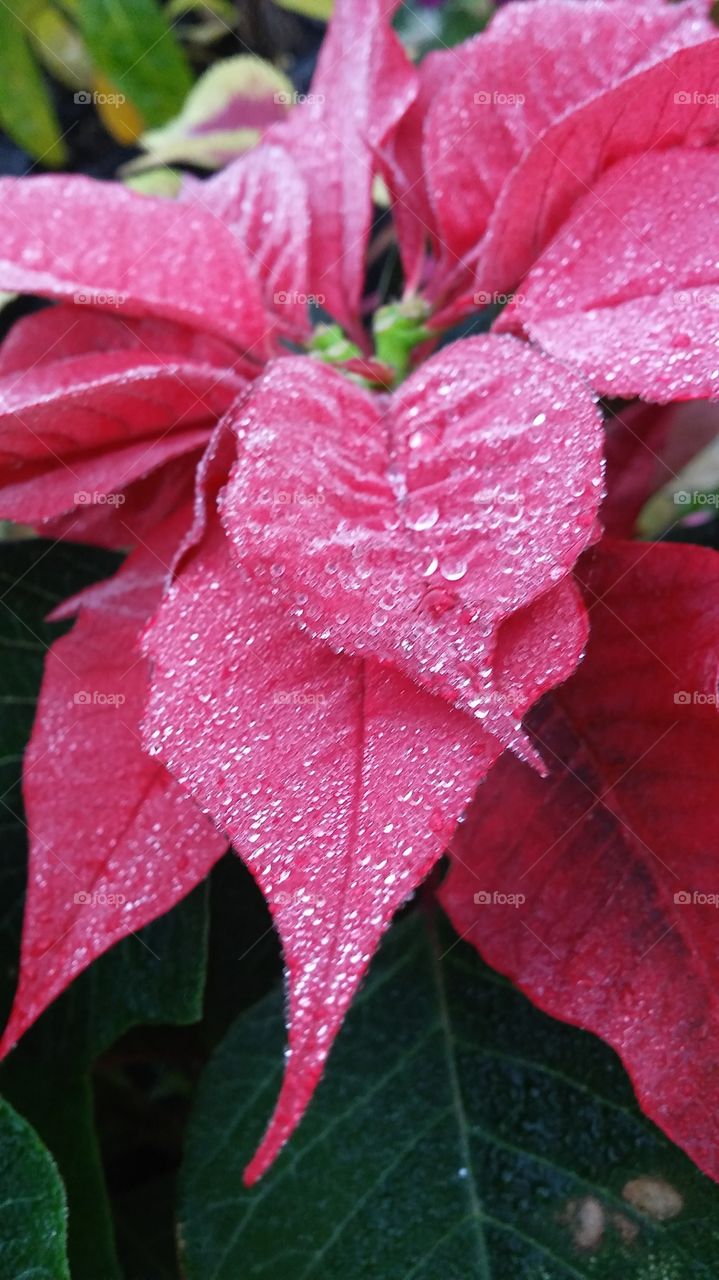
left=1, top=0, right=719, bottom=1241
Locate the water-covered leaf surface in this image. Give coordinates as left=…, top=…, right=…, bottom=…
left=180, top=912, right=719, bottom=1279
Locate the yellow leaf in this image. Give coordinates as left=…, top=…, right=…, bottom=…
left=92, top=71, right=145, bottom=143
left=274, top=0, right=333, bottom=18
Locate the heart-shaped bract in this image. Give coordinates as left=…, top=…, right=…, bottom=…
left=221, top=337, right=604, bottom=756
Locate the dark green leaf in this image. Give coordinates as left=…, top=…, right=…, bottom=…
left=180, top=909, right=719, bottom=1278
left=0, top=1097, right=69, bottom=1280
left=113, top=1172, right=179, bottom=1280
left=203, top=854, right=281, bottom=1047
left=0, top=539, right=208, bottom=1280
left=0, top=538, right=118, bottom=1017
left=1, top=884, right=210, bottom=1279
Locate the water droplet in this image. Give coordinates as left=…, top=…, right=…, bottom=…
left=405, top=500, right=439, bottom=532
left=441, top=557, right=468, bottom=582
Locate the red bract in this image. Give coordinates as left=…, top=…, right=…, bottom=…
left=421, top=0, right=713, bottom=298
left=0, top=141, right=309, bottom=1064
left=497, top=149, right=719, bottom=401
left=195, top=143, right=311, bottom=338
left=142, top=412, right=593, bottom=1181
left=221, top=339, right=603, bottom=757
left=0, top=336, right=242, bottom=527
left=382, top=1, right=716, bottom=313
left=0, top=176, right=269, bottom=349
left=377, top=46, right=449, bottom=293
left=0, top=0, right=718, bottom=1192
left=440, top=539, right=719, bottom=1182
left=0, top=2, right=431, bottom=1175
left=0, top=512, right=227, bottom=1057
left=481, top=37, right=719, bottom=299
left=258, top=0, right=416, bottom=340
left=0, top=184, right=269, bottom=541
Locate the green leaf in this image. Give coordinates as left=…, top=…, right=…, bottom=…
left=128, top=53, right=293, bottom=173
left=2, top=885, right=209, bottom=1280
left=76, top=0, right=192, bottom=126
left=112, top=1172, right=179, bottom=1280
left=124, top=166, right=183, bottom=197
left=27, top=4, right=93, bottom=91
left=203, top=854, right=281, bottom=1046
left=394, top=0, right=492, bottom=55
left=0, top=6, right=67, bottom=164
left=0, top=1097, right=70, bottom=1280
left=180, top=909, right=719, bottom=1278
left=0, top=540, right=209, bottom=1280
left=372, top=297, right=431, bottom=383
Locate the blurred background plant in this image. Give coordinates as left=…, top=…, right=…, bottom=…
left=0, top=0, right=494, bottom=180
